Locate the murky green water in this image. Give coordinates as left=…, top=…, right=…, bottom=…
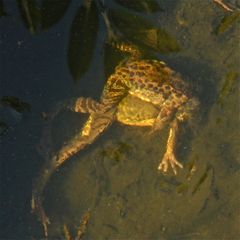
left=0, top=0, right=239, bottom=239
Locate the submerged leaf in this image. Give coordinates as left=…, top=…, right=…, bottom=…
left=109, top=9, right=180, bottom=54
left=68, top=0, right=99, bottom=81
left=17, top=0, right=41, bottom=34
left=0, top=0, right=7, bottom=17
left=192, top=165, right=213, bottom=195
left=217, top=71, right=238, bottom=105
left=0, top=121, right=9, bottom=135
left=115, top=0, right=162, bottom=13
left=216, top=10, right=240, bottom=34
left=137, top=28, right=180, bottom=53
left=0, top=96, right=31, bottom=113
left=41, top=0, right=71, bottom=30
left=176, top=182, right=189, bottom=194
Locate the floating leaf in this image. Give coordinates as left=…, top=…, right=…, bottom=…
left=41, top=0, right=71, bottom=30
left=216, top=10, right=240, bottom=34
left=217, top=71, right=238, bottom=105
left=0, top=96, right=31, bottom=113
left=17, top=0, right=41, bottom=34
left=0, top=121, right=9, bottom=135
left=109, top=9, right=180, bottom=54
left=114, top=0, right=163, bottom=13
left=68, top=0, right=99, bottom=81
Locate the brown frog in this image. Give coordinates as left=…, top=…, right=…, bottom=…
left=31, top=43, right=199, bottom=236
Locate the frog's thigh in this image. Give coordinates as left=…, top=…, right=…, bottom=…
left=56, top=112, right=114, bottom=167
left=100, top=76, right=128, bottom=111
left=71, top=97, right=101, bottom=113
left=81, top=111, right=114, bottom=138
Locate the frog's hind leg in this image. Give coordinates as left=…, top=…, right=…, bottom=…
left=55, top=110, right=115, bottom=167
left=37, top=97, right=101, bottom=162
left=158, top=119, right=183, bottom=175
left=46, top=97, right=101, bottom=120
left=32, top=110, right=114, bottom=236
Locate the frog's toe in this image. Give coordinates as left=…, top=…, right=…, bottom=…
left=158, top=152, right=183, bottom=175
left=31, top=195, right=50, bottom=237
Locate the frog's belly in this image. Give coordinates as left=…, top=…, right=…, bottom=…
left=116, top=95, right=159, bottom=126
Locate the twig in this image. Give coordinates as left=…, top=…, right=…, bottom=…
left=213, top=0, right=234, bottom=12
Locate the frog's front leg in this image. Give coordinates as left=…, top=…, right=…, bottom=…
left=158, top=119, right=183, bottom=175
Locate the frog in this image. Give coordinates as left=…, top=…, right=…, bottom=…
left=31, top=42, right=199, bottom=237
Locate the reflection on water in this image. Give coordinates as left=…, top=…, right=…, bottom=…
left=0, top=0, right=239, bottom=239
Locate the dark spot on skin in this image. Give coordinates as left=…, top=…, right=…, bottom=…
left=137, top=71, right=145, bottom=77
left=117, top=71, right=122, bottom=76
left=153, top=87, right=159, bottom=92
left=129, top=72, right=134, bottom=77
left=162, top=92, right=169, bottom=99
left=176, top=92, right=182, bottom=98
left=145, top=65, right=151, bottom=69
left=172, top=100, right=177, bottom=106
left=130, top=64, right=138, bottom=70
left=164, top=85, right=171, bottom=90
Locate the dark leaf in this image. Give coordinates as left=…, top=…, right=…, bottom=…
left=0, top=96, right=31, bottom=113
left=115, top=0, right=163, bottom=13
left=68, top=0, right=99, bottom=81
left=17, top=0, right=41, bottom=34
left=0, top=0, right=7, bottom=17
left=216, top=10, right=240, bottom=34
left=0, top=121, right=9, bottom=135
left=104, top=42, right=126, bottom=79
left=109, top=9, right=180, bottom=54
left=41, top=0, right=71, bottom=31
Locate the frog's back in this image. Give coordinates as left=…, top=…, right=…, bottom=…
left=112, top=59, right=190, bottom=105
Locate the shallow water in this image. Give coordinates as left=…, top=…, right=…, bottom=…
left=0, top=0, right=239, bottom=239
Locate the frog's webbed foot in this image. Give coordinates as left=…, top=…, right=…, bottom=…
left=158, top=119, right=183, bottom=175
left=158, top=151, right=183, bottom=175
left=31, top=194, right=50, bottom=237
